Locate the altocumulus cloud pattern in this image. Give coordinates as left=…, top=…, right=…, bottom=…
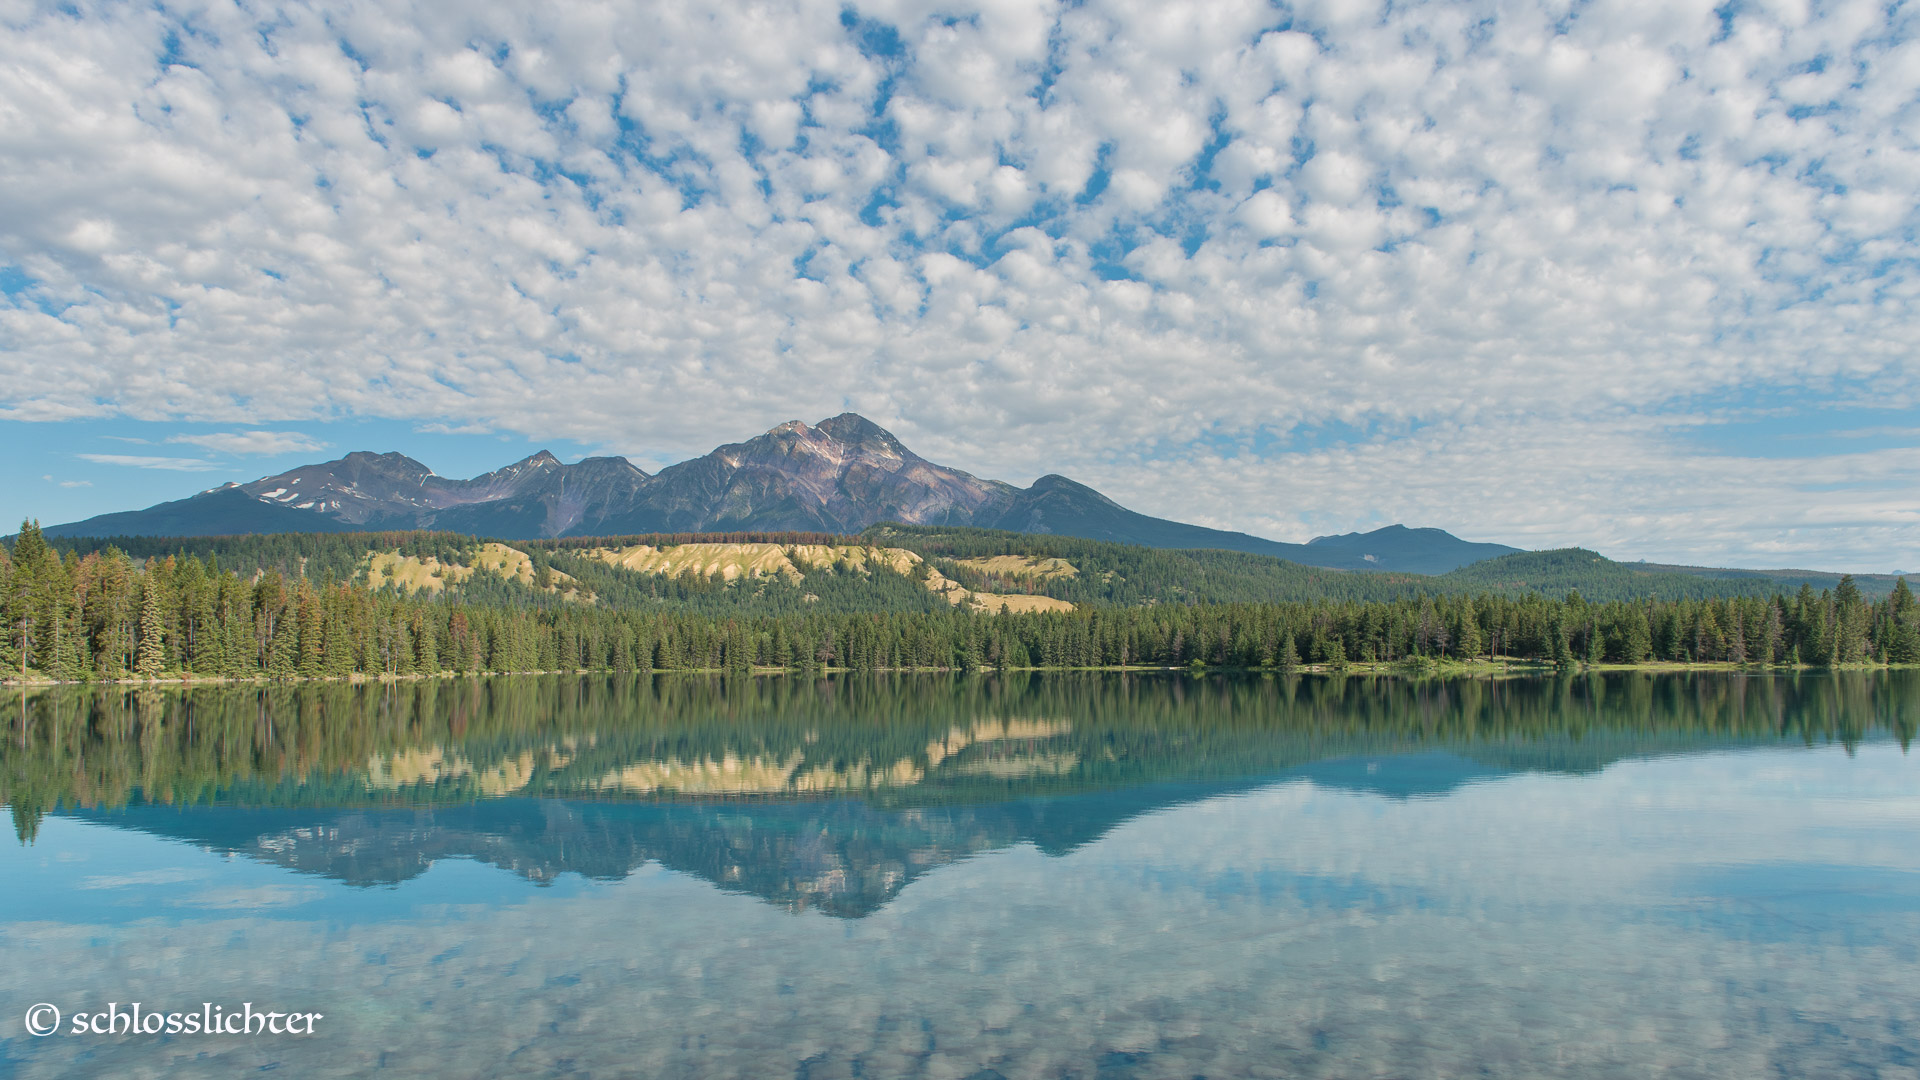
left=0, top=0, right=1917, bottom=566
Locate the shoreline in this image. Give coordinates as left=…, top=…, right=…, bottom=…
left=4, top=658, right=1907, bottom=688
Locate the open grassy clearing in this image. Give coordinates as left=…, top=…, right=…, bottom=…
left=365, top=543, right=586, bottom=600
left=953, top=555, right=1079, bottom=580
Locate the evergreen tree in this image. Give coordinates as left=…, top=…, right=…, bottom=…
left=1890, top=577, right=1916, bottom=622
left=1758, top=603, right=1783, bottom=664
left=8, top=519, right=46, bottom=680
left=135, top=584, right=166, bottom=678
left=1834, top=575, right=1868, bottom=663
left=1453, top=596, right=1484, bottom=659
left=1887, top=618, right=1920, bottom=664
left=1625, top=609, right=1653, bottom=663
left=1694, top=604, right=1724, bottom=662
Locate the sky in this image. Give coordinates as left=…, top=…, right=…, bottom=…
left=0, top=0, right=1916, bottom=571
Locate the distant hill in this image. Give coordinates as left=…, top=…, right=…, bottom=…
left=1306, top=525, right=1521, bottom=575
left=41, top=414, right=1516, bottom=575
left=1442, top=548, right=1906, bottom=601
left=1636, top=559, right=1909, bottom=597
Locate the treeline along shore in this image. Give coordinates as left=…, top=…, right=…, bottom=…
left=4, top=521, right=1919, bottom=683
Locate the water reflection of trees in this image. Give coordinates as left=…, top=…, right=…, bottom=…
left=6, top=670, right=1916, bottom=844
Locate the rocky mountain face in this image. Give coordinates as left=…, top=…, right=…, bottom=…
left=44, top=413, right=1519, bottom=573
left=600, top=414, right=1016, bottom=534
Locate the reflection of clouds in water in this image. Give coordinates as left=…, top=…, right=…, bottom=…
left=3, top=746, right=1917, bottom=1079
left=75, top=868, right=207, bottom=890
left=174, top=885, right=326, bottom=910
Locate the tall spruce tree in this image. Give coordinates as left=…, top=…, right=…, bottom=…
left=135, top=584, right=166, bottom=678
left=9, top=520, right=46, bottom=680
left=1887, top=579, right=1920, bottom=663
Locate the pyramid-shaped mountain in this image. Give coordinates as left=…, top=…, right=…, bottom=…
left=44, top=414, right=1518, bottom=573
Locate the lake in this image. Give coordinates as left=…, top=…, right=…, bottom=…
left=3, top=672, right=1918, bottom=1078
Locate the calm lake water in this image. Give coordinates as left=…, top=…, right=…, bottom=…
left=3, top=672, right=1918, bottom=1079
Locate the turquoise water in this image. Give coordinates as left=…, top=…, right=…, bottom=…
left=3, top=673, right=1918, bottom=1078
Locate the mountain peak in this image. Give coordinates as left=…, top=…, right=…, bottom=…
left=1025, top=474, right=1123, bottom=507
left=571, top=455, right=648, bottom=478
left=814, top=413, right=898, bottom=446
left=339, top=450, right=435, bottom=475
left=1309, top=524, right=1414, bottom=545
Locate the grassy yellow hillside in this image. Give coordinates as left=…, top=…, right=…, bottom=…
left=365, top=543, right=587, bottom=600
left=587, top=542, right=1072, bottom=613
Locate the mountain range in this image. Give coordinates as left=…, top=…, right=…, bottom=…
left=46, top=413, right=1521, bottom=574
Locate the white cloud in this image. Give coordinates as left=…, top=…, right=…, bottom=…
left=166, top=431, right=329, bottom=456
left=0, top=0, right=1916, bottom=565
left=76, top=453, right=224, bottom=472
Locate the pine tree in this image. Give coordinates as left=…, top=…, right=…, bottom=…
left=1453, top=596, right=1484, bottom=659
left=135, top=584, right=166, bottom=678
left=1323, top=634, right=1347, bottom=669
left=1759, top=603, right=1783, bottom=664
left=1626, top=609, right=1653, bottom=663
left=1887, top=618, right=1920, bottom=664
left=1891, top=578, right=1916, bottom=622
left=1800, top=591, right=1829, bottom=665
left=413, top=611, right=437, bottom=673
left=0, top=543, right=15, bottom=676
left=8, top=519, right=45, bottom=680
left=1694, top=604, right=1724, bottom=662
left=1550, top=613, right=1573, bottom=668
left=1887, top=579, right=1920, bottom=664
left=1834, top=575, right=1867, bottom=663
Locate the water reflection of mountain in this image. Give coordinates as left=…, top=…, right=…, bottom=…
left=67, top=779, right=1260, bottom=916
left=47, top=733, right=1860, bottom=917
left=12, top=671, right=1916, bottom=916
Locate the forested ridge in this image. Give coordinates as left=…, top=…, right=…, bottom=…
left=7, top=519, right=1920, bottom=682
left=42, top=522, right=1901, bottom=606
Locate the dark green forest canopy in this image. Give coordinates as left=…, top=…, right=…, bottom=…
left=5, top=520, right=1918, bottom=683
left=0, top=518, right=1912, bottom=676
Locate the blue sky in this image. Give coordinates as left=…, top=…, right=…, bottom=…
left=2, top=0, right=1917, bottom=570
